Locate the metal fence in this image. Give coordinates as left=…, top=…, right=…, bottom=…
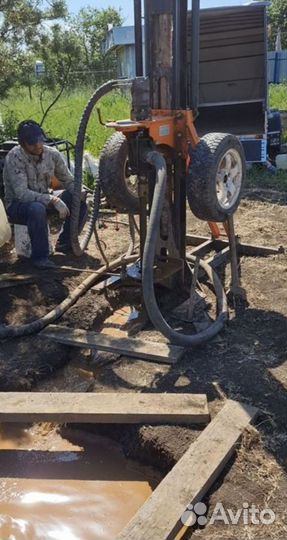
left=268, top=51, right=287, bottom=84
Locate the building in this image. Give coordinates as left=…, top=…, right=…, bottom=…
left=102, top=26, right=139, bottom=79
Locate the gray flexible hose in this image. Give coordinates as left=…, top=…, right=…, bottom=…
left=142, top=150, right=228, bottom=347
left=0, top=253, right=138, bottom=340
left=71, top=79, right=132, bottom=256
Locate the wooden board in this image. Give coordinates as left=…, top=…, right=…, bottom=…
left=118, top=400, right=258, bottom=540
left=41, top=325, right=184, bottom=364
left=0, top=392, right=209, bottom=425
left=0, top=274, right=35, bottom=289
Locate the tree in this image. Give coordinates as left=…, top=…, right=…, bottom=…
left=31, top=6, right=123, bottom=125
left=31, top=23, right=83, bottom=124
left=69, top=7, right=123, bottom=77
left=0, top=1, right=67, bottom=99
left=0, top=0, right=67, bottom=46
left=268, top=0, right=287, bottom=49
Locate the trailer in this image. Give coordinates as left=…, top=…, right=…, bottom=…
left=192, top=1, right=282, bottom=163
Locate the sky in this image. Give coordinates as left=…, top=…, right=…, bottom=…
left=66, top=0, right=254, bottom=26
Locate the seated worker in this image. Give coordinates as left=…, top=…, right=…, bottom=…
left=3, top=120, right=88, bottom=269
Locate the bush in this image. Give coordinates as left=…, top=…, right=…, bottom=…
left=0, top=109, right=20, bottom=141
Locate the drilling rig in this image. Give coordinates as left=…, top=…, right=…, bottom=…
left=69, top=0, right=248, bottom=347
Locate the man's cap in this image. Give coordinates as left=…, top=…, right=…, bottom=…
left=18, top=122, right=45, bottom=145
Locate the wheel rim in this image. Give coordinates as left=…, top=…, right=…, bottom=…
left=216, top=149, right=242, bottom=210
left=124, top=158, right=138, bottom=198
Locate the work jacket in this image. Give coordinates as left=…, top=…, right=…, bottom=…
left=3, top=145, right=74, bottom=208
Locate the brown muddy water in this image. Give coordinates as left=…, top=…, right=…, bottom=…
left=0, top=423, right=161, bottom=540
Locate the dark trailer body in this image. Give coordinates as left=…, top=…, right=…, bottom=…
left=135, top=0, right=282, bottom=163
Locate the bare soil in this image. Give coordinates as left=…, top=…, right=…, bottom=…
left=0, top=190, right=287, bottom=539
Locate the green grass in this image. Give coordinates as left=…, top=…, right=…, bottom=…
left=247, top=167, right=287, bottom=192
left=2, top=83, right=286, bottom=153
left=269, top=83, right=287, bottom=111
left=1, top=86, right=130, bottom=156
left=1, top=83, right=287, bottom=191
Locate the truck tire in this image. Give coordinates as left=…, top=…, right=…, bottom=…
left=187, top=133, right=246, bottom=222
left=99, top=132, right=139, bottom=213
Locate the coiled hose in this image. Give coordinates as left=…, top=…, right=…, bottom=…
left=70, top=79, right=132, bottom=256
left=142, top=150, right=228, bottom=347
left=0, top=253, right=138, bottom=340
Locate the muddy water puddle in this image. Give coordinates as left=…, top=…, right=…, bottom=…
left=0, top=423, right=160, bottom=540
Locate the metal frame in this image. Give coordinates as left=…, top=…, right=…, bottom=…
left=134, top=0, right=144, bottom=77
left=101, top=0, right=284, bottom=298
left=190, top=0, right=200, bottom=111
left=186, top=231, right=284, bottom=259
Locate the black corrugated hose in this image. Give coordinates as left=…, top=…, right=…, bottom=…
left=70, top=79, right=132, bottom=256
left=0, top=85, right=227, bottom=344
left=142, top=150, right=228, bottom=347
left=0, top=253, right=138, bottom=340
left=0, top=80, right=135, bottom=340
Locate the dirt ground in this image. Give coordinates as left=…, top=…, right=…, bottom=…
left=0, top=189, right=287, bottom=539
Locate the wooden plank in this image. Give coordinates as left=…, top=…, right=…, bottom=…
left=0, top=274, right=35, bottom=289
left=0, top=392, right=209, bottom=425
left=40, top=325, right=184, bottom=364
left=118, top=400, right=258, bottom=540
left=0, top=273, right=34, bottom=282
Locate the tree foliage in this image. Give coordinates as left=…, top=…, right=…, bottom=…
left=0, top=1, right=123, bottom=128
left=268, top=0, right=287, bottom=49
left=31, top=24, right=83, bottom=124
left=69, top=7, right=123, bottom=75
left=0, top=0, right=67, bottom=44
left=0, top=0, right=67, bottom=98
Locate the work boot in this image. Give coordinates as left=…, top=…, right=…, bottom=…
left=33, top=258, right=57, bottom=269
left=55, top=241, right=73, bottom=254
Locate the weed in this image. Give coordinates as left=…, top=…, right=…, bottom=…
left=1, top=86, right=130, bottom=156
left=247, top=166, right=287, bottom=192
left=269, top=83, right=287, bottom=111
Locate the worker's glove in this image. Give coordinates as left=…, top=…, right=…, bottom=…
left=52, top=197, right=70, bottom=220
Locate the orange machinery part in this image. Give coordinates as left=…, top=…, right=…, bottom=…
left=106, top=109, right=200, bottom=159
left=107, top=110, right=226, bottom=242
